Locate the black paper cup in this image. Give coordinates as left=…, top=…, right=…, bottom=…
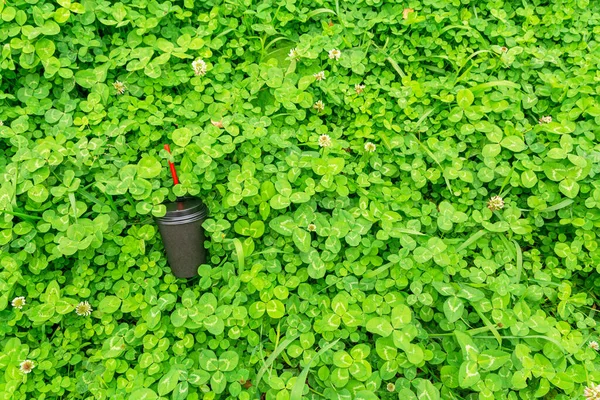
left=155, top=198, right=208, bottom=278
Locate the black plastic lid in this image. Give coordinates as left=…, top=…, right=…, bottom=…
left=156, top=198, right=208, bottom=224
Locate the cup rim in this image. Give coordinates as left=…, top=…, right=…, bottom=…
left=155, top=197, right=208, bottom=225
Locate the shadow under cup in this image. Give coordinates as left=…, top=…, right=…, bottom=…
left=155, top=198, right=208, bottom=278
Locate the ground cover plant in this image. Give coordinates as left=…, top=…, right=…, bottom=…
left=1, top=0, right=600, bottom=398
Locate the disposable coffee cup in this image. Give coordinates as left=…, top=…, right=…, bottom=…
left=155, top=198, right=208, bottom=278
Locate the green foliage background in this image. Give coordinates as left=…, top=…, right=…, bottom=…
left=2, top=0, right=600, bottom=399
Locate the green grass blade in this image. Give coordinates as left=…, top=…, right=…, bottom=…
left=497, top=234, right=514, bottom=257
left=0, top=208, right=43, bottom=220
left=77, top=189, right=115, bottom=212
left=306, top=8, right=336, bottom=19
left=456, top=230, right=488, bottom=252
left=265, top=36, right=291, bottom=51
left=539, top=199, right=574, bottom=213
left=438, top=24, right=489, bottom=47
left=290, top=339, right=340, bottom=400
left=394, top=228, right=426, bottom=236
left=473, top=306, right=502, bottom=346
left=248, top=249, right=293, bottom=258
left=254, top=334, right=299, bottom=391
left=423, top=64, right=447, bottom=74
left=470, top=80, right=520, bottom=93
left=378, top=131, right=392, bottom=152
left=68, top=192, right=78, bottom=222
left=474, top=335, right=567, bottom=353
left=439, top=24, right=479, bottom=35
left=386, top=56, right=406, bottom=78
left=216, top=28, right=235, bottom=38
left=457, top=49, right=492, bottom=74
left=408, top=133, right=454, bottom=194
left=415, top=108, right=435, bottom=128
left=232, top=238, right=245, bottom=275
left=512, top=239, right=523, bottom=283
left=363, top=262, right=393, bottom=279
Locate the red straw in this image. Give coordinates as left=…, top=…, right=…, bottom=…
left=163, top=144, right=179, bottom=185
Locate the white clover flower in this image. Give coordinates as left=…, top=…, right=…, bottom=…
left=364, top=142, right=376, bottom=153
left=355, top=83, right=366, bottom=94
left=113, top=81, right=126, bottom=95
left=19, top=360, right=35, bottom=374
left=328, top=49, right=341, bottom=60
left=539, top=115, right=552, bottom=124
left=584, top=384, right=600, bottom=400
left=11, top=297, right=26, bottom=309
left=487, top=195, right=505, bottom=211
left=313, top=71, right=326, bottom=81
left=75, top=301, right=93, bottom=317
left=318, top=134, right=332, bottom=148
left=288, top=48, right=299, bottom=60
left=313, top=100, right=325, bottom=113
left=307, top=223, right=317, bottom=232
left=192, top=58, right=207, bottom=76
left=590, top=341, right=600, bottom=351
left=386, top=383, right=396, bottom=392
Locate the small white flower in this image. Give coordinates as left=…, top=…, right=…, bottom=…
left=318, top=134, right=332, bottom=148
left=364, top=142, right=376, bottom=153
left=387, top=383, right=396, bottom=392
left=584, top=384, right=600, bottom=400
left=11, top=297, right=26, bottom=309
left=211, top=120, right=224, bottom=128
left=355, top=83, right=366, bottom=94
left=113, top=81, right=126, bottom=95
left=192, top=58, right=207, bottom=76
left=487, top=195, right=505, bottom=211
left=307, top=223, right=317, bottom=232
left=19, top=360, right=35, bottom=374
left=288, top=48, right=299, bottom=60
left=313, top=100, right=325, bottom=113
left=313, top=71, right=326, bottom=81
left=539, top=115, right=552, bottom=124
left=590, top=341, right=600, bottom=351
left=328, top=49, right=341, bottom=60
left=75, top=301, right=93, bottom=317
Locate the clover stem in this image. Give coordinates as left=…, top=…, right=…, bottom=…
left=428, top=324, right=497, bottom=338
left=308, top=387, right=325, bottom=397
